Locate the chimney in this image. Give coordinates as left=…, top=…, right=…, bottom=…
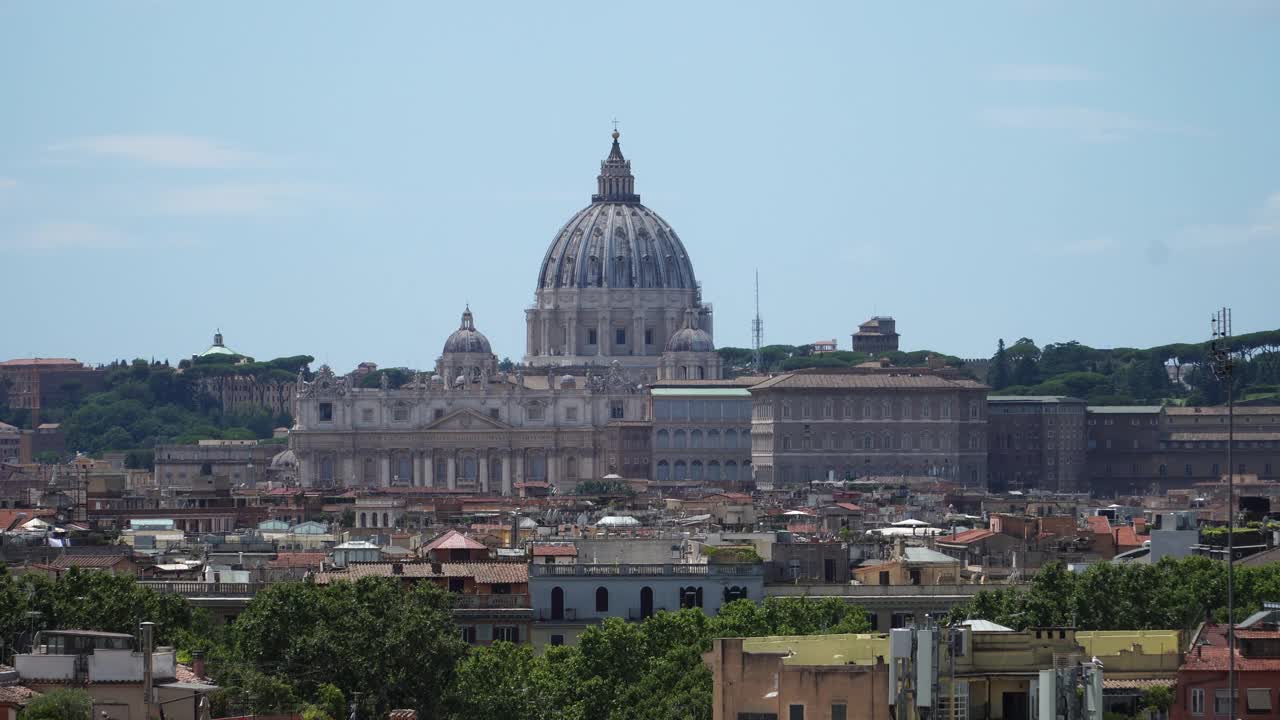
left=192, top=650, right=206, bottom=679
left=391, top=562, right=403, bottom=576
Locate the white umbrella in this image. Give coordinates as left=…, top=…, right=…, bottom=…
left=891, top=519, right=930, bottom=527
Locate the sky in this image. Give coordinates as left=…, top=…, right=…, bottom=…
left=3, top=1, right=1278, bottom=371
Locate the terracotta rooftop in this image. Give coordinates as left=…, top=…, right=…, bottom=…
left=1183, top=625, right=1280, bottom=672
left=1086, top=516, right=1112, bottom=534
left=531, top=544, right=578, bottom=557
left=831, top=502, right=864, bottom=513
left=313, top=562, right=527, bottom=585
left=937, top=529, right=996, bottom=545
left=752, top=370, right=986, bottom=391
left=48, top=554, right=131, bottom=569
left=266, top=552, right=327, bottom=569
left=421, top=529, right=487, bottom=553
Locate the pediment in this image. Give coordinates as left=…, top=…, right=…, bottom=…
left=426, top=407, right=510, bottom=431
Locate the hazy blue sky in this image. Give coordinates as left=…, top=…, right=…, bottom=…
left=3, top=1, right=1278, bottom=371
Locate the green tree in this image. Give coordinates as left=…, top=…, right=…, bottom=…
left=222, top=578, right=466, bottom=719
left=18, top=689, right=93, bottom=720
left=988, top=339, right=1011, bottom=390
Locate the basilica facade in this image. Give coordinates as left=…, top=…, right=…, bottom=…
left=290, top=132, right=719, bottom=491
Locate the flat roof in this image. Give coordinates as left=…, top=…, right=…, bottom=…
left=651, top=387, right=751, bottom=397
left=1086, top=406, right=1163, bottom=414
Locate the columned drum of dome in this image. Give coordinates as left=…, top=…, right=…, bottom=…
left=524, top=131, right=715, bottom=375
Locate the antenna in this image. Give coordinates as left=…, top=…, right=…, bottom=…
left=752, top=270, right=764, bottom=373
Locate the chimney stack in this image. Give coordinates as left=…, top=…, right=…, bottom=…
left=392, top=562, right=403, bottom=576
left=192, top=650, right=206, bottom=679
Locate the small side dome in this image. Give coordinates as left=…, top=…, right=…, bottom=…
left=665, top=308, right=714, bottom=353
left=559, top=374, right=576, bottom=389
left=443, top=306, right=492, bottom=355
left=270, top=449, right=297, bottom=469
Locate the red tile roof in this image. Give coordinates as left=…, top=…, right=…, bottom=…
left=1182, top=625, right=1280, bottom=672
left=832, top=502, right=864, bottom=512
left=1113, top=526, right=1148, bottom=549
left=1087, top=516, right=1112, bottom=534
left=0, top=683, right=39, bottom=705
left=0, top=509, right=55, bottom=530
left=313, top=562, right=527, bottom=585
left=48, top=554, right=131, bottom=569
left=422, top=529, right=487, bottom=553
left=937, top=529, right=996, bottom=545
left=531, top=544, right=577, bottom=557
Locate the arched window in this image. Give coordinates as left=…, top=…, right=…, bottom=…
left=902, top=433, right=912, bottom=450
left=707, top=429, right=721, bottom=448
left=942, top=400, right=952, bottom=419
left=691, top=430, right=703, bottom=449
left=708, top=460, right=721, bottom=480
left=883, top=432, right=894, bottom=450
left=881, top=400, right=892, bottom=419
left=462, top=455, right=477, bottom=480
left=782, top=402, right=793, bottom=419
left=369, top=512, right=378, bottom=528
left=724, top=586, right=749, bottom=602
left=843, top=401, right=853, bottom=418
left=551, top=587, right=565, bottom=620
left=901, top=399, right=912, bottom=419
left=969, top=401, right=979, bottom=419
left=921, top=399, right=931, bottom=418
left=656, top=460, right=670, bottom=481
left=862, top=402, right=872, bottom=419
left=320, top=456, right=335, bottom=484
left=674, top=430, right=688, bottom=449
left=528, top=453, right=547, bottom=480
left=359, top=512, right=367, bottom=528
left=382, top=512, right=390, bottom=527
left=595, top=586, right=609, bottom=613
left=691, top=460, right=704, bottom=481
left=640, top=586, right=654, bottom=619
left=674, top=461, right=688, bottom=481
left=697, top=366, right=706, bottom=379
left=823, top=401, right=833, bottom=418
left=782, top=436, right=792, bottom=451
left=725, top=461, right=738, bottom=481
left=656, top=430, right=670, bottom=449
left=863, top=433, right=874, bottom=450
left=801, top=402, right=812, bottom=419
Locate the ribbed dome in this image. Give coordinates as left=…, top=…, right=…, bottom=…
left=537, top=132, right=697, bottom=291
left=666, top=308, right=715, bottom=353
left=443, top=306, right=492, bottom=354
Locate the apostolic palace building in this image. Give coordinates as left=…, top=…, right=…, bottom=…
left=289, top=132, right=723, bottom=492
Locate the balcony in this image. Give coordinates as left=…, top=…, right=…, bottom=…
left=17, top=649, right=176, bottom=683
left=452, top=593, right=531, bottom=609
left=530, top=563, right=763, bottom=578
left=137, top=581, right=265, bottom=597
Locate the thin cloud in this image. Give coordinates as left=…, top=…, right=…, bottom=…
left=49, top=134, right=265, bottom=169
left=9, top=221, right=133, bottom=250
left=980, top=106, right=1145, bottom=142
left=1178, top=191, right=1280, bottom=248
left=151, top=182, right=320, bottom=215
left=989, top=63, right=1093, bottom=83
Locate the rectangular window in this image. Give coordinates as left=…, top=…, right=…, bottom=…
left=1191, top=687, right=1205, bottom=715
left=615, top=328, right=626, bottom=345
left=1247, top=689, right=1271, bottom=713
left=489, top=408, right=500, bottom=420
left=361, top=408, right=374, bottom=423
left=550, top=634, right=564, bottom=646
left=611, top=402, right=625, bottom=419
left=527, top=405, right=545, bottom=421
left=494, top=626, right=520, bottom=643
left=830, top=704, right=847, bottom=720
left=1215, top=689, right=1237, bottom=716
left=789, top=706, right=805, bottom=720
left=434, top=408, right=445, bottom=420
left=645, top=328, right=654, bottom=345
left=319, top=402, right=333, bottom=422
left=588, top=328, right=598, bottom=345
left=565, top=407, right=578, bottom=421
left=460, top=626, right=477, bottom=644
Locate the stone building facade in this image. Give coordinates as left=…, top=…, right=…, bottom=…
left=749, top=363, right=989, bottom=488
left=986, top=395, right=1087, bottom=493
left=290, top=309, right=649, bottom=492
left=1086, top=405, right=1280, bottom=495
left=651, top=383, right=754, bottom=483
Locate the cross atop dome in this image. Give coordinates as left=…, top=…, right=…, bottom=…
left=593, top=128, right=640, bottom=204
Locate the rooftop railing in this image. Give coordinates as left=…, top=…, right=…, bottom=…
left=530, top=562, right=762, bottom=578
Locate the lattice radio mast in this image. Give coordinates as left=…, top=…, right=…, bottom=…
left=752, top=270, right=764, bottom=373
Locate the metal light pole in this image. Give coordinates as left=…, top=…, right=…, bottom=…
left=1210, top=307, right=1235, bottom=719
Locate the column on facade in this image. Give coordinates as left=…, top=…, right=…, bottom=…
left=633, top=314, right=645, bottom=356
left=380, top=454, right=391, bottom=487
left=479, top=450, right=489, bottom=494
left=414, top=452, right=425, bottom=488
left=540, top=317, right=551, bottom=357
left=547, top=450, right=559, bottom=489
left=515, top=451, right=525, bottom=487
left=596, top=315, right=607, bottom=357
left=501, top=451, right=512, bottom=495
left=342, top=455, right=355, bottom=488
left=298, top=453, right=312, bottom=488
left=567, top=312, right=578, bottom=356
left=447, top=453, right=457, bottom=490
